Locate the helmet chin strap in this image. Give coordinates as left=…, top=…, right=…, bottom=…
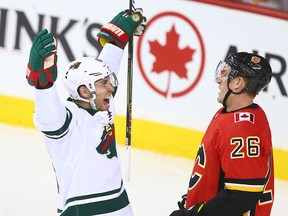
left=88, top=93, right=97, bottom=110
left=77, top=92, right=97, bottom=110
left=222, top=89, right=231, bottom=108
left=222, top=83, right=245, bottom=108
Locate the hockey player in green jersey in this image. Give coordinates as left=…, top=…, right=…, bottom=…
left=25, top=9, right=146, bottom=216
left=170, top=53, right=274, bottom=216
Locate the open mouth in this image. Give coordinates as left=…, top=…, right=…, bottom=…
left=103, top=98, right=110, bottom=107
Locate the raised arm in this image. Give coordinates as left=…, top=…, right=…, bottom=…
left=26, top=29, right=67, bottom=131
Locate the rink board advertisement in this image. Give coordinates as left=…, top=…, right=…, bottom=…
left=0, top=0, right=287, bottom=180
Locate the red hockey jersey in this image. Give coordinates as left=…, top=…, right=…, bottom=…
left=186, top=104, right=274, bottom=216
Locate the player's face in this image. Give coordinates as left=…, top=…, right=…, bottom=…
left=215, top=61, right=231, bottom=104
left=94, top=76, right=115, bottom=111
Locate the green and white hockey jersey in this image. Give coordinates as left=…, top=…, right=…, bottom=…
left=33, top=44, right=132, bottom=216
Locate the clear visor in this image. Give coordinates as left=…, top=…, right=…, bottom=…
left=109, top=72, right=119, bottom=87
left=94, top=72, right=119, bottom=88
left=214, top=61, right=228, bottom=80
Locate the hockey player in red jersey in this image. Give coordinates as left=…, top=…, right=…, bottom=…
left=25, top=9, right=146, bottom=216
left=170, top=52, right=274, bottom=216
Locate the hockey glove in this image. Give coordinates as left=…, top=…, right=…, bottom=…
left=178, top=194, right=187, bottom=209
left=97, top=8, right=146, bottom=49
left=26, top=29, right=57, bottom=89
left=170, top=202, right=206, bottom=216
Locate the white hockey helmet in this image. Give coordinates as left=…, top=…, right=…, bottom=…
left=62, top=57, right=118, bottom=109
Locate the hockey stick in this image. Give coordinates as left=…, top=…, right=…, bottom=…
left=125, top=0, right=135, bottom=182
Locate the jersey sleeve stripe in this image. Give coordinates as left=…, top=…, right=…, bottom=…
left=224, top=177, right=267, bottom=185
left=225, top=182, right=264, bottom=192
left=42, top=108, right=72, bottom=139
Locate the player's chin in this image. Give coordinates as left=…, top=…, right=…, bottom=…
left=217, top=96, right=223, bottom=104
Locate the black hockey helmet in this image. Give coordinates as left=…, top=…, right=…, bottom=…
left=226, top=52, right=272, bottom=94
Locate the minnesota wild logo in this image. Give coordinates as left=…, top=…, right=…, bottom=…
left=69, top=61, right=81, bottom=70
left=65, top=62, right=82, bottom=79
left=96, top=123, right=117, bottom=159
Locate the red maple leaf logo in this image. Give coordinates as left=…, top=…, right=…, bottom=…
left=149, top=25, right=195, bottom=79
left=240, top=114, right=249, bottom=118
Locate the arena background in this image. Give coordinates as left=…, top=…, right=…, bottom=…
left=0, top=0, right=287, bottom=182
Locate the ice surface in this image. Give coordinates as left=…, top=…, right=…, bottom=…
left=0, top=124, right=287, bottom=215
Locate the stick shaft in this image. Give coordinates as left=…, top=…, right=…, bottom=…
left=125, top=0, right=135, bottom=182
left=126, top=0, right=135, bottom=145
